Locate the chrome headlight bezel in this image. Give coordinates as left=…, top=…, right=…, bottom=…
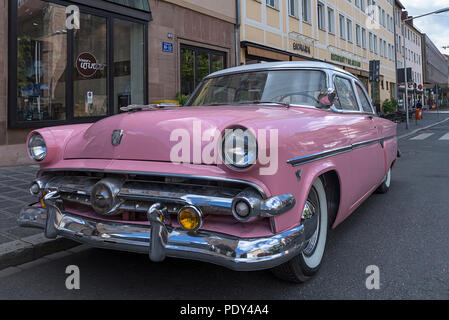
left=28, top=133, right=47, bottom=162
left=222, top=127, right=258, bottom=170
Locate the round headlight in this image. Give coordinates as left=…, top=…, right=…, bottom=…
left=222, top=128, right=257, bottom=169
left=28, top=133, right=47, bottom=161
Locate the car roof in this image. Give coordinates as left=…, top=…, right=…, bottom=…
left=206, top=61, right=355, bottom=79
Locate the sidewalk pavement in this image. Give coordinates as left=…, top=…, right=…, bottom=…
left=0, top=165, right=77, bottom=270
left=0, top=111, right=448, bottom=270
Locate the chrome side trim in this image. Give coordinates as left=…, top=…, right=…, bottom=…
left=287, top=135, right=397, bottom=167
left=287, top=145, right=352, bottom=167
left=18, top=205, right=305, bottom=271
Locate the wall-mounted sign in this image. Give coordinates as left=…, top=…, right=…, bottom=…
left=162, top=42, right=174, bottom=53
left=76, top=52, right=106, bottom=78
left=331, top=53, right=361, bottom=68
left=292, top=42, right=311, bottom=54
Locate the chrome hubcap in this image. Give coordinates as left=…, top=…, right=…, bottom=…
left=302, top=195, right=320, bottom=257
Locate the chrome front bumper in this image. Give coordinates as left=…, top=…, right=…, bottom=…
left=18, top=204, right=305, bottom=271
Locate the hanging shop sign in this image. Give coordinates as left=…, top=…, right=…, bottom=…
left=331, top=53, right=361, bottom=68
left=76, top=52, right=106, bottom=78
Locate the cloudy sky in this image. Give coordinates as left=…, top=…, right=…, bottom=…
left=401, top=0, right=449, bottom=55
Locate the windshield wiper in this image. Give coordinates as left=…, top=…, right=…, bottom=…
left=237, top=100, right=290, bottom=108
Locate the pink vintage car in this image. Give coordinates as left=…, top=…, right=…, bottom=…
left=19, top=62, right=397, bottom=282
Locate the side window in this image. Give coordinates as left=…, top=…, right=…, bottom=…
left=333, top=76, right=359, bottom=111
left=355, top=83, right=373, bottom=113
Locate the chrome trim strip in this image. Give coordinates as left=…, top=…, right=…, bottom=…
left=38, top=169, right=267, bottom=199
left=287, top=135, right=397, bottom=167
left=18, top=205, right=305, bottom=271
left=287, top=145, right=353, bottom=167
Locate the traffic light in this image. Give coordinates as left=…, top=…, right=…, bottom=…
left=369, top=60, right=380, bottom=83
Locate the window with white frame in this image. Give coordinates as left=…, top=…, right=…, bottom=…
left=328, top=7, right=335, bottom=33
left=369, top=32, right=373, bottom=52
left=302, top=0, right=311, bottom=22
left=267, top=0, right=279, bottom=10
left=288, top=0, right=299, bottom=18
left=317, top=2, right=325, bottom=30
left=379, top=39, right=383, bottom=57
left=339, top=14, right=345, bottom=39
left=373, top=34, right=377, bottom=53
left=361, top=28, right=366, bottom=48
left=355, top=0, right=360, bottom=8
left=356, top=24, right=361, bottom=46
left=360, top=0, right=365, bottom=11
left=346, top=19, right=353, bottom=42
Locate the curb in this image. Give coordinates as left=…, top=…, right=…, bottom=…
left=398, top=117, right=449, bottom=140
left=0, top=233, right=79, bottom=270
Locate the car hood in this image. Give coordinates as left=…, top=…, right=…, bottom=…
left=64, top=105, right=306, bottom=163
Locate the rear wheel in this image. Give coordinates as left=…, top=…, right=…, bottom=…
left=271, top=178, right=328, bottom=283
left=376, top=168, right=391, bottom=194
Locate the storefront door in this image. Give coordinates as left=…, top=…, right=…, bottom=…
left=73, top=13, right=108, bottom=118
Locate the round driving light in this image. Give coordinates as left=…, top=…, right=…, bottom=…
left=91, top=183, right=114, bottom=215
left=234, top=200, right=250, bottom=218
left=28, top=133, right=47, bottom=161
left=178, top=206, right=203, bottom=231
left=29, top=183, right=40, bottom=196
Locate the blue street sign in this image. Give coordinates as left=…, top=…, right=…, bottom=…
left=162, top=42, right=174, bottom=53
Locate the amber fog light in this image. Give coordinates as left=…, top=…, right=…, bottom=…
left=178, top=206, right=203, bottom=231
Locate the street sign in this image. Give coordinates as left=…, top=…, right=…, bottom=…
left=162, top=42, right=174, bottom=53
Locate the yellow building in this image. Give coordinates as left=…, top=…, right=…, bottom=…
left=239, top=0, right=397, bottom=109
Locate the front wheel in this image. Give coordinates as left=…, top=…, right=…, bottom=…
left=271, top=178, right=328, bottom=283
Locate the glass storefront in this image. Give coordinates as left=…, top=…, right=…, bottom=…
left=16, top=1, right=68, bottom=121
left=10, top=0, right=148, bottom=127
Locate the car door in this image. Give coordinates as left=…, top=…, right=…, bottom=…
left=333, top=74, right=384, bottom=210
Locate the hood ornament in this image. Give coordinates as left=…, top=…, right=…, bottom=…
left=111, top=130, right=124, bottom=146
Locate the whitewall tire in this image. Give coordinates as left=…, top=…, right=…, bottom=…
left=272, top=178, right=328, bottom=283
left=376, top=168, right=391, bottom=194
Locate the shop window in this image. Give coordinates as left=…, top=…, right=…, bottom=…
left=9, top=0, right=149, bottom=128
left=16, top=1, right=68, bottom=122
left=180, top=45, right=226, bottom=96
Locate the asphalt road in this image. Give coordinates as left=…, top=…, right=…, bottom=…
left=1, top=122, right=448, bottom=300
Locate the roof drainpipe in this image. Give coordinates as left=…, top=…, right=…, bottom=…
left=235, top=0, right=241, bottom=66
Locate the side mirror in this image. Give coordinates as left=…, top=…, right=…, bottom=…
left=318, top=88, right=337, bottom=108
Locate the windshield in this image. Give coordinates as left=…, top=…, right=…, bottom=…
left=187, top=69, right=327, bottom=108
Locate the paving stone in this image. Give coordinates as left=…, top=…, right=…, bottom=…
left=1, top=190, right=30, bottom=198
left=3, top=227, right=42, bottom=239
left=0, top=217, right=19, bottom=231
left=0, top=233, right=14, bottom=245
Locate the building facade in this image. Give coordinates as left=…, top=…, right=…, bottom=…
left=0, top=0, right=236, bottom=166
left=394, top=4, right=424, bottom=108
left=421, top=33, right=449, bottom=107
left=239, top=0, right=397, bottom=110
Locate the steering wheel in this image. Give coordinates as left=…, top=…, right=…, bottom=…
left=274, top=92, right=321, bottom=105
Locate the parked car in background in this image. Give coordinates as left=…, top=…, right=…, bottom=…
left=19, top=62, right=397, bottom=282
